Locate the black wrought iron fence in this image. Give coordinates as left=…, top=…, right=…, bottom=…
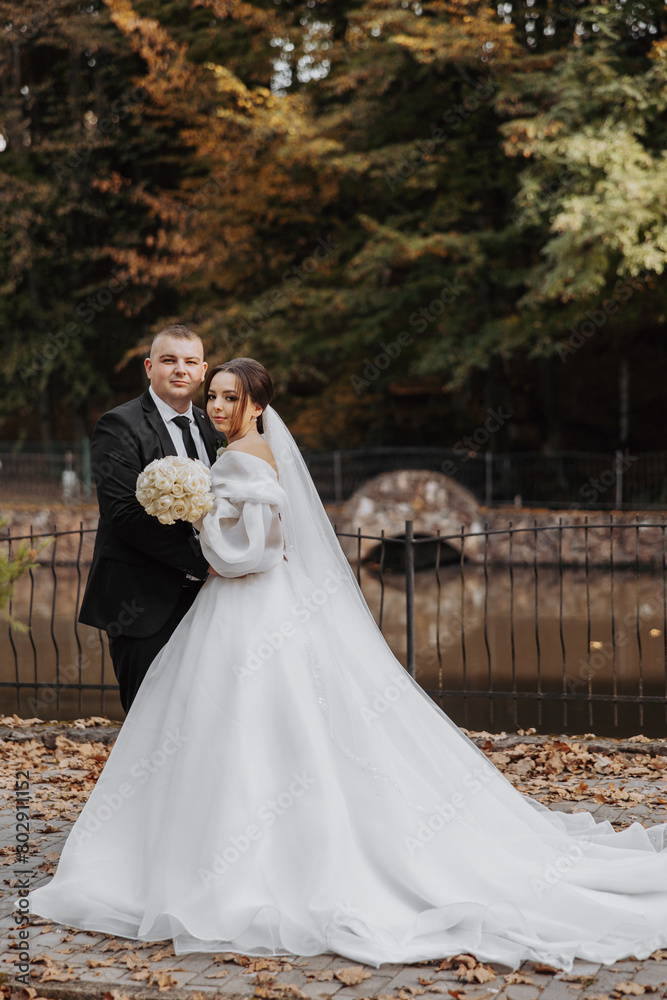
left=305, top=448, right=667, bottom=509
left=1, top=518, right=666, bottom=736
left=2, top=442, right=667, bottom=508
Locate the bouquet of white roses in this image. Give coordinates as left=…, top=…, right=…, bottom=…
left=136, top=456, right=215, bottom=525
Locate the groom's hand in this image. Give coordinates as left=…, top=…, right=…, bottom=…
left=208, top=564, right=248, bottom=578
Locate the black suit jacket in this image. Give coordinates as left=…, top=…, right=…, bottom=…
left=79, top=388, right=221, bottom=639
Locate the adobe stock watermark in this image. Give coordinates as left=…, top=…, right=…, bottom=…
left=509, top=169, right=576, bottom=232
left=441, top=407, right=512, bottom=476
left=176, top=125, right=278, bottom=232
left=25, top=599, right=145, bottom=717
left=19, top=268, right=131, bottom=384
left=223, top=234, right=340, bottom=349
left=531, top=837, right=594, bottom=896
left=233, top=565, right=347, bottom=682
left=417, top=611, right=480, bottom=668
left=557, top=272, right=651, bottom=363
left=351, top=277, right=466, bottom=395
left=12, top=769, right=31, bottom=986
left=4, top=0, right=81, bottom=45
left=403, top=760, right=496, bottom=856
left=301, top=898, right=362, bottom=951
left=362, top=618, right=482, bottom=727
left=51, top=86, right=147, bottom=182
left=72, top=726, right=192, bottom=846
left=198, top=770, right=316, bottom=887
left=385, top=70, right=496, bottom=192
left=360, top=670, right=413, bottom=726
left=569, top=451, right=638, bottom=508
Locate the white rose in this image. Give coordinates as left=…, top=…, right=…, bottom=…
left=156, top=495, right=173, bottom=512
left=171, top=499, right=188, bottom=520
left=171, top=481, right=185, bottom=498
left=154, top=474, right=172, bottom=492
left=183, top=474, right=203, bottom=494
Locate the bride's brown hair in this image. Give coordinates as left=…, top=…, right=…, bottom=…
left=204, top=358, right=274, bottom=438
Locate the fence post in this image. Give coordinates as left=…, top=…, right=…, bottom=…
left=485, top=451, right=492, bottom=506
left=82, top=436, right=91, bottom=499
left=405, top=519, right=416, bottom=677
left=333, top=450, right=343, bottom=503
left=615, top=449, right=623, bottom=509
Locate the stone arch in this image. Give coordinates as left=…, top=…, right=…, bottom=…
left=335, top=469, right=481, bottom=564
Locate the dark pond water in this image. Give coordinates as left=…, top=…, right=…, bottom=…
left=2, top=563, right=665, bottom=737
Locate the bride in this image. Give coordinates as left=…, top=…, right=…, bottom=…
left=27, top=358, right=667, bottom=970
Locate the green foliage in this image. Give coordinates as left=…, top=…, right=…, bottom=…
left=0, top=521, right=52, bottom=631
left=0, top=0, right=665, bottom=449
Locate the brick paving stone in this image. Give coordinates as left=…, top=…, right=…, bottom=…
left=429, top=968, right=467, bottom=982
left=504, top=984, right=541, bottom=1000
left=333, top=974, right=394, bottom=999
left=301, top=979, right=345, bottom=999
left=460, top=987, right=504, bottom=999
left=23, top=928, right=72, bottom=952
left=561, top=961, right=602, bottom=977
left=31, top=963, right=135, bottom=986
left=591, top=807, right=626, bottom=824
left=634, top=962, right=667, bottom=987
left=196, top=958, right=239, bottom=977
left=298, top=954, right=337, bottom=971
left=187, top=969, right=257, bottom=992
left=53, top=930, right=104, bottom=949
left=380, top=965, right=439, bottom=993
left=384, top=965, right=445, bottom=992
left=266, top=968, right=312, bottom=987
left=138, top=966, right=203, bottom=988
left=372, top=962, right=412, bottom=980
left=141, top=950, right=216, bottom=974
left=522, top=971, right=563, bottom=989
left=586, top=967, right=635, bottom=995
left=540, top=979, right=590, bottom=1000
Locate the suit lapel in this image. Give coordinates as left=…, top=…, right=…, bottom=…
left=140, top=388, right=178, bottom=458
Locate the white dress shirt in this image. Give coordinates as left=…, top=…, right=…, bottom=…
left=149, top=385, right=210, bottom=467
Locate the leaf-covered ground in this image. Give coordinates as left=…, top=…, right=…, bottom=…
left=2, top=716, right=667, bottom=999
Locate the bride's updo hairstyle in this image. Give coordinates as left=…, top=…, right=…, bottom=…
left=204, top=358, right=274, bottom=437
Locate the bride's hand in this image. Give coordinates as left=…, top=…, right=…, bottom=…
left=208, top=565, right=248, bottom=579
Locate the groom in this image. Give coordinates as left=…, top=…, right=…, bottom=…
left=79, top=324, right=220, bottom=713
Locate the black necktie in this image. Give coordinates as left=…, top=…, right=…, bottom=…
left=173, top=415, right=199, bottom=460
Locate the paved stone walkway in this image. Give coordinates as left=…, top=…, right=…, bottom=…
left=2, top=724, right=667, bottom=1000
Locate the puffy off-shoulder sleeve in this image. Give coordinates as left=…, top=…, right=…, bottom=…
left=197, top=451, right=287, bottom=578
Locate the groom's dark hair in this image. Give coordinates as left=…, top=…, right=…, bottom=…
left=204, top=358, right=273, bottom=436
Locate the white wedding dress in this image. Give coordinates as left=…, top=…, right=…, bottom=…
left=27, top=408, right=667, bottom=970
